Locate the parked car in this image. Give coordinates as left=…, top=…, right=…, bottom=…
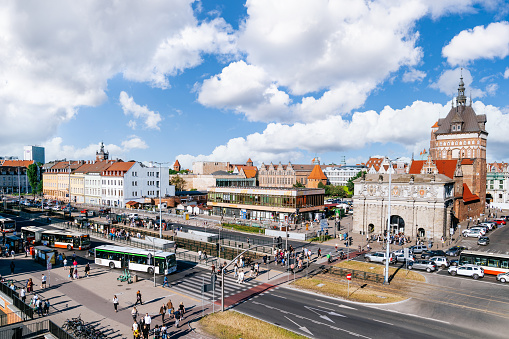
left=128, top=213, right=139, bottom=219
left=493, top=219, right=506, bottom=225
left=395, top=253, right=416, bottom=263
left=408, top=260, right=437, bottom=272
left=448, top=264, right=484, bottom=279
left=445, top=246, right=467, bottom=256
left=477, top=236, right=490, bottom=246
left=496, top=272, right=509, bottom=283
left=364, top=252, right=394, bottom=264
left=409, top=245, right=428, bottom=254
left=480, top=222, right=495, bottom=231
left=462, top=229, right=484, bottom=238
left=393, top=249, right=413, bottom=256
left=421, top=250, right=446, bottom=259
left=429, top=256, right=449, bottom=268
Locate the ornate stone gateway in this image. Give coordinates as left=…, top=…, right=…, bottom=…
left=353, top=174, right=454, bottom=242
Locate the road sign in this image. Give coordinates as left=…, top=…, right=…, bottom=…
left=346, top=273, right=352, bottom=281
left=47, top=262, right=52, bottom=270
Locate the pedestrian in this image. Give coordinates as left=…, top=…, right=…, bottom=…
left=198, top=250, right=202, bottom=262
left=132, top=320, right=140, bottom=339
left=113, top=295, right=119, bottom=312
left=63, top=258, right=68, bottom=270
left=73, top=259, right=78, bottom=269
left=162, top=276, right=169, bottom=287
left=44, top=299, right=50, bottom=315
left=20, top=287, right=26, bottom=303
left=135, top=290, right=143, bottom=306
left=41, top=274, right=47, bottom=288
left=132, top=306, right=138, bottom=322
left=84, top=263, right=90, bottom=277
left=142, top=323, right=150, bottom=339
left=159, top=304, right=166, bottom=324
left=174, top=309, right=180, bottom=328
left=27, top=278, right=33, bottom=293
left=36, top=298, right=43, bottom=316
left=178, top=301, right=185, bottom=318
left=318, top=248, right=322, bottom=258
left=69, top=266, right=74, bottom=280
left=73, top=268, right=79, bottom=279
left=10, top=260, right=15, bottom=274
left=166, top=299, right=173, bottom=319
left=144, top=313, right=151, bottom=331
left=72, top=251, right=76, bottom=262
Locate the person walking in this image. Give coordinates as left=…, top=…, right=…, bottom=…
left=27, top=278, right=33, bottom=293
left=63, top=258, right=68, bottom=270
left=10, top=260, right=15, bottom=274
left=131, top=306, right=138, bottom=322
left=20, top=287, right=26, bottom=303
left=43, top=299, right=50, bottom=315
left=113, top=295, right=119, bottom=312
left=84, top=263, right=90, bottom=277
left=178, top=302, right=185, bottom=319
left=159, top=304, right=166, bottom=324
left=141, top=323, right=150, bottom=339
left=41, top=274, right=47, bottom=289
left=132, top=320, right=140, bottom=339
left=135, top=290, right=143, bottom=306
left=73, top=268, right=79, bottom=279
left=162, top=276, right=169, bottom=288
left=144, top=313, right=151, bottom=331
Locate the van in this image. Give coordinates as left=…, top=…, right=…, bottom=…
left=409, top=245, right=428, bottom=254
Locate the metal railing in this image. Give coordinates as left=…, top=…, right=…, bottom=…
left=0, top=319, right=74, bottom=339
left=0, top=281, right=34, bottom=321
left=326, top=266, right=384, bottom=284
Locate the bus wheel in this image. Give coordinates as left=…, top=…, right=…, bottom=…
left=67, top=245, right=72, bottom=251
left=109, top=262, right=115, bottom=269
left=148, top=267, right=154, bottom=275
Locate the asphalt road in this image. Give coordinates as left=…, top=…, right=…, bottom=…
left=235, top=286, right=490, bottom=339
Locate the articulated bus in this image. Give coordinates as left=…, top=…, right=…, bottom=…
left=40, top=230, right=91, bottom=250
left=0, top=217, right=16, bottom=234
left=21, top=226, right=45, bottom=245
left=94, top=245, right=177, bottom=275
left=459, top=250, right=509, bottom=275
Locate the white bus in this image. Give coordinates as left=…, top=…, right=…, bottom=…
left=21, top=226, right=45, bottom=245
left=94, top=245, right=177, bottom=275
left=40, top=230, right=91, bottom=250
left=459, top=250, right=509, bottom=276
left=0, top=217, right=16, bottom=234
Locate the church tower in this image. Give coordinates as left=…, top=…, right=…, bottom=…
left=430, top=76, right=488, bottom=218
left=96, top=142, right=109, bottom=161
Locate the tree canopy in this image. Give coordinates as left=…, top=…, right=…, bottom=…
left=347, top=170, right=366, bottom=193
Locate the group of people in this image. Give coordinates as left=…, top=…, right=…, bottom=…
left=62, top=254, right=90, bottom=280
left=129, top=296, right=186, bottom=339
left=28, top=293, right=50, bottom=316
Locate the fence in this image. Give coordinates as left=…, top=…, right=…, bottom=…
left=326, top=266, right=384, bottom=284
left=0, top=319, right=74, bottom=339
left=0, top=281, right=34, bottom=321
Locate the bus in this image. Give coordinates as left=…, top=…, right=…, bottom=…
left=94, top=245, right=177, bottom=275
left=0, top=217, right=16, bottom=234
left=21, top=226, right=45, bottom=245
left=41, top=230, right=91, bottom=250
left=459, top=250, right=509, bottom=276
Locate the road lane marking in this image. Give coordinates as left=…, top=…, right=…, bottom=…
left=369, top=307, right=450, bottom=324
left=315, top=299, right=357, bottom=310
left=251, top=301, right=370, bottom=338
left=284, top=316, right=314, bottom=336
left=371, top=318, right=393, bottom=326
left=272, top=294, right=287, bottom=299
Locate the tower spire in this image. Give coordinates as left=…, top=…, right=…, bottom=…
left=456, top=68, right=467, bottom=106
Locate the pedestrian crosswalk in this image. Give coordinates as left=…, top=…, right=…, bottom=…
left=169, top=271, right=261, bottom=301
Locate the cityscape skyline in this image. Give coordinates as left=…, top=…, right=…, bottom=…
left=1, top=1, right=509, bottom=169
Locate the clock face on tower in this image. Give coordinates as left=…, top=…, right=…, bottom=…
left=392, top=186, right=399, bottom=196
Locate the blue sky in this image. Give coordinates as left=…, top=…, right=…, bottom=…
left=1, top=0, right=509, bottom=168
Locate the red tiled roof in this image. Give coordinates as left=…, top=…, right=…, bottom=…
left=174, top=160, right=180, bottom=167
left=243, top=169, right=257, bottom=178
left=104, top=161, right=135, bottom=172
left=2, top=160, right=35, bottom=168
left=409, top=159, right=457, bottom=179
left=463, top=184, right=479, bottom=203
left=308, top=164, right=327, bottom=180
left=432, top=121, right=439, bottom=128
left=126, top=201, right=141, bottom=206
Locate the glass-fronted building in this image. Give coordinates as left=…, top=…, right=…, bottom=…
left=207, top=186, right=325, bottom=222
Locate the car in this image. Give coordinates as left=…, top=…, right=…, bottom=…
left=81, top=209, right=88, bottom=214
left=448, top=264, right=484, bottom=279
left=421, top=250, right=446, bottom=259
left=364, top=252, right=394, bottom=264
left=462, top=229, right=483, bottom=238
left=395, top=253, right=416, bottom=263
left=408, top=260, right=437, bottom=272
left=477, top=236, right=490, bottom=246
left=128, top=213, right=139, bottom=219
left=445, top=246, right=467, bottom=256
left=392, top=249, right=413, bottom=256
left=493, top=219, right=506, bottom=225
left=496, top=272, right=509, bottom=283
left=480, top=222, right=496, bottom=231
left=409, top=245, right=428, bottom=254
left=429, top=256, right=449, bottom=268
left=99, top=208, right=111, bottom=214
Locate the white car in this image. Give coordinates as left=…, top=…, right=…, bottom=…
left=448, top=264, right=484, bottom=279
left=462, top=229, right=484, bottom=238
left=429, top=256, right=449, bottom=268
left=496, top=272, right=509, bottom=283
left=128, top=213, right=139, bottom=219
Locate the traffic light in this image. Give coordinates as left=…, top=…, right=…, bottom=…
left=216, top=243, right=220, bottom=251
left=349, top=237, right=353, bottom=245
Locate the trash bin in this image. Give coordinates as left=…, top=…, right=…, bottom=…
left=133, top=274, right=138, bottom=282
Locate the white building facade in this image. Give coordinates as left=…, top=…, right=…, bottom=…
left=323, top=165, right=367, bottom=186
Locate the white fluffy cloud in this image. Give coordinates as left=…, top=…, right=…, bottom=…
left=431, top=68, right=484, bottom=98
left=402, top=68, right=427, bottom=83
left=177, top=100, right=447, bottom=168
left=43, top=136, right=148, bottom=161
left=119, top=91, right=162, bottom=130
left=443, top=21, right=509, bottom=65
left=504, top=68, right=509, bottom=79
left=0, top=1, right=235, bottom=153
left=198, top=0, right=426, bottom=123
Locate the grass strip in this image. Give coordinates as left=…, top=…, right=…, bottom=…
left=335, top=260, right=425, bottom=282
left=222, top=223, right=262, bottom=233
left=199, top=311, right=306, bottom=339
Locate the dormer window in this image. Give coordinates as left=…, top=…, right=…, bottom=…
left=452, top=125, right=456, bottom=131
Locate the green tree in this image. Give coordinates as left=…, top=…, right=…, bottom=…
left=347, top=170, right=366, bottom=193
left=27, top=163, right=40, bottom=197
left=293, top=181, right=304, bottom=188
left=170, top=175, right=186, bottom=191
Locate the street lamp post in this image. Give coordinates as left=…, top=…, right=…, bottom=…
left=151, top=161, right=171, bottom=239
left=384, top=158, right=398, bottom=285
